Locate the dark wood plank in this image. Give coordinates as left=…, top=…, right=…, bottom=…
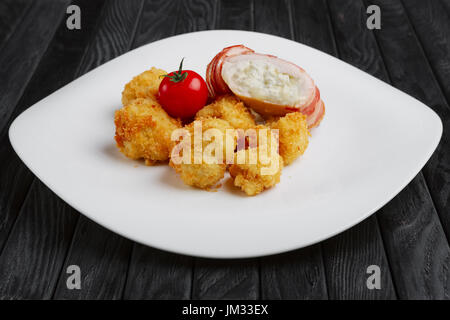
left=122, top=0, right=260, bottom=301
left=323, top=0, right=396, bottom=299
left=361, top=0, right=450, bottom=299
left=186, top=0, right=259, bottom=300
left=442, top=0, right=450, bottom=15
left=326, top=0, right=388, bottom=82
left=261, top=245, right=327, bottom=300
left=290, top=0, right=337, bottom=52
left=0, top=140, right=33, bottom=252
left=176, top=0, right=217, bottom=33
left=0, top=0, right=108, bottom=254
left=256, top=0, right=327, bottom=300
left=132, top=0, right=180, bottom=48
left=260, top=0, right=395, bottom=300
left=0, top=0, right=32, bottom=51
left=254, top=0, right=292, bottom=37
left=401, top=0, right=450, bottom=103
left=53, top=218, right=133, bottom=300
left=216, top=0, right=253, bottom=30
left=0, top=0, right=76, bottom=253
left=0, top=181, right=78, bottom=299
left=0, top=0, right=70, bottom=137
left=0, top=0, right=107, bottom=299
left=52, top=0, right=144, bottom=300
left=192, top=259, right=258, bottom=300
left=75, top=0, right=145, bottom=76
left=322, top=217, right=396, bottom=299
left=441, top=0, right=450, bottom=20
left=124, top=245, right=193, bottom=300
left=377, top=175, right=450, bottom=299
left=400, top=0, right=450, bottom=240
left=122, top=0, right=219, bottom=299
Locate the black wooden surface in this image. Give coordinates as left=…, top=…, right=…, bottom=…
left=0, top=0, right=448, bottom=300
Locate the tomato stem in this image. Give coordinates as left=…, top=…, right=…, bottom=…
left=162, top=58, right=187, bottom=83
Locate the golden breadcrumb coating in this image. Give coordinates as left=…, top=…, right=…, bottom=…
left=172, top=161, right=227, bottom=190
left=266, top=112, right=309, bottom=165
left=195, top=94, right=255, bottom=129
left=170, top=118, right=235, bottom=189
left=114, top=97, right=181, bottom=165
left=243, top=124, right=275, bottom=150
left=121, top=67, right=166, bottom=106
left=229, top=146, right=284, bottom=196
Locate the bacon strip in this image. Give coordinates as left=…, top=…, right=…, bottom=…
left=307, top=100, right=325, bottom=128
left=206, top=45, right=254, bottom=97
left=207, top=45, right=325, bottom=129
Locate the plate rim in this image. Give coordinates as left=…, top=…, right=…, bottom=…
left=8, top=30, right=444, bottom=258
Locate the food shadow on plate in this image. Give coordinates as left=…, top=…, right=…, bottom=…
left=102, top=137, right=254, bottom=197
left=102, top=143, right=128, bottom=163
left=101, top=142, right=163, bottom=168
left=158, top=165, right=192, bottom=191
left=158, top=166, right=249, bottom=197
left=223, top=175, right=248, bottom=197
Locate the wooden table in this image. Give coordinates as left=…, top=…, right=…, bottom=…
left=0, top=0, right=449, bottom=300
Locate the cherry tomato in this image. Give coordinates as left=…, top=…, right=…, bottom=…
left=158, top=59, right=208, bottom=119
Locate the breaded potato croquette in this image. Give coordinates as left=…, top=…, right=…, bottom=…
left=195, top=94, right=255, bottom=129
left=170, top=118, right=234, bottom=189
left=266, top=112, right=309, bottom=165
left=229, top=146, right=284, bottom=196
left=122, top=67, right=166, bottom=106
left=115, top=98, right=181, bottom=165
left=245, top=124, right=275, bottom=150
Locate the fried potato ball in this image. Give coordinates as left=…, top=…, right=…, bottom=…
left=229, top=146, right=284, bottom=196
left=243, top=124, right=276, bottom=150
left=266, top=112, right=309, bottom=165
left=170, top=118, right=235, bottom=189
left=114, top=97, right=181, bottom=165
left=195, top=94, right=255, bottom=129
left=121, top=67, right=166, bottom=106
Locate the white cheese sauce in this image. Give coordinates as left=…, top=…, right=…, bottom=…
left=223, top=59, right=303, bottom=106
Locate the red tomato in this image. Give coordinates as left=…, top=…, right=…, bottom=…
left=158, top=59, right=208, bottom=119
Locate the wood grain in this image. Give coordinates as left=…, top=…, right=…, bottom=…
left=0, top=0, right=70, bottom=136
left=176, top=0, right=217, bottom=33
left=261, top=245, right=328, bottom=300
left=0, top=0, right=107, bottom=299
left=0, top=0, right=32, bottom=51
left=185, top=0, right=260, bottom=300
left=323, top=0, right=396, bottom=299
left=124, top=245, right=193, bottom=299
left=51, top=0, right=144, bottom=300
left=0, top=181, right=79, bottom=299
left=264, top=0, right=396, bottom=300
left=327, top=0, right=388, bottom=81
left=377, top=175, right=450, bottom=299
left=75, top=0, right=145, bottom=76
left=401, top=0, right=450, bottom=102
left=322, top=217, right=396, bottom=299
left=192, top=259, right=258, bottom=300
left=256, top=0, right=328, bottom=300
left=0, top=0, right=90, bottom=252
left=290, top=0, right=337, bottom=52
left=400, top=0, right=450, bottom=239
left=53, top=217, right=133, bottom=300
left=254, top=0, right=292, bottom=37
left=0, top=0, right=448, bottom=300
left=216, top=0, right=253, bottom=30
left=362, top=0, right=450, bottom=299
left=132, top=0, right=180, bottom=48
left=123, top=0, right=221, bottom=300
left=0, top=139, right=33, bottom=252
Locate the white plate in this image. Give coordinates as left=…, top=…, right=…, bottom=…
left=9, top=30, right=442, bottom=258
